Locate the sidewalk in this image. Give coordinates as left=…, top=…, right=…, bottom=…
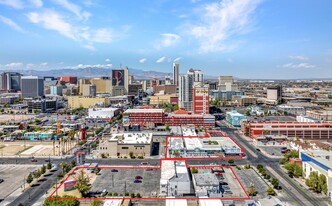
left=2, top=185, right=25, bottom=206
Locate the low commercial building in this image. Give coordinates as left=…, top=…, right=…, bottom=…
left=193, top=173, right=221, bottom=197
left=98, top=133, right=153, bottom=158
left=277, top=105, right=305, bottom=115
left=168, top=131, right=243, bottom=158
left=165, top=113, right=215, bottom=127
left=67, top=96, right=110, bottom=108
left=23, top=132, right=55, bottom=141
left=88, top=108, right=120, bottom=119
left=243, top=122, right=332, bottom=139
left=160, top=161, right=191, bottom=197
left=109, top=95, right=135, bottom=106
left=232, top=95, right=257, bottom=106
left=306, top=110, right=332, bottom=121
left=296, top=115, right=320, bottom=123
left=226, top=110, right=246, bottom=127
left=301, top=150, right=332, bottom=199
left=210, top=90, right=244, bottom=101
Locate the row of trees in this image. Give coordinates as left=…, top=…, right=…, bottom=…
left=26, top=163, right=50, bottom=184
left=256, top=165, right=277, bottom=196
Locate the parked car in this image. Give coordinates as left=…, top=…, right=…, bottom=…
left=133, top=179, right=142, bottom=183
left=135, top=176, right=143, bottom=179
left=220, top=182, right=228, bottom=185
left=223, top=190, right=233, bottom=194
left=31, top=159, right=38, bottom=162
left=256, top=148, right=261, bottom=152
left=288, top=173, right=294, bottom=178
left=111, top=169, right=118, bottom=172
left=0, top=179, right=4, bottom=183
left=274, top=185, right=282, bottom=190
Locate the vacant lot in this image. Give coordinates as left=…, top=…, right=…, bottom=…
left=91, top=168, right=161, bottom=197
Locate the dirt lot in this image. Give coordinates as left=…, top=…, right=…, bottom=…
left=0, top=114, right=35, bottom=123
left=0, top=141, right=76, bottom=157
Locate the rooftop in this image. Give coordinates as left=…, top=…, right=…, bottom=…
left=161, top=161, right=189, bottom=184
left=109, top=133, right=153, bottom=144
left=124, top=109, right=164, bottom=113
left=193, top=173, right=219, bottom=186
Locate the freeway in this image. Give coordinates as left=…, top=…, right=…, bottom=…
left=218, top=122, right=324, bottom=206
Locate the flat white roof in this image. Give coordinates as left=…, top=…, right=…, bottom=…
left=184, top=136, right=239, bottom=151
left=124, top=109, right=164, bottom=113
left=110, top=133, right=153, bottom=144
left=89, top=108, right=119, bottom=112
left=166, top=198, right=188, bottom=206
left=182, top=127, right=197, bottom=136
left=199, top=198, right=223, bottom=206
left=161, top=161, right=188, bottom=183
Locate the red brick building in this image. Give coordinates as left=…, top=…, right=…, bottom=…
left=122, top=108, right=215, bottom=127
left=192, top=84, right=209, bottom=115
left=58, top=76, right=77, bottom=84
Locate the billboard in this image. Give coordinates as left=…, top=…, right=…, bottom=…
left=112, top=69, right=125, bottom=86
left=64, top=179, right=77, bottom=191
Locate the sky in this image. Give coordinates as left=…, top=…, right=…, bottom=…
left=0, top=0, right=332, bottom=79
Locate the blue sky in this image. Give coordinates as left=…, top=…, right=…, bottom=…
left=0, top=0, right=332, bottom=79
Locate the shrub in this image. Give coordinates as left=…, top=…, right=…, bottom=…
left=257, top=164, right=264, bottom=170
left=113, top=192, right=118, bottom=196
left=125, top=192, right=129, bottom=196
left=107, top=192, right=112, bottom=196
left=136, top=193, right=141, bottom=198
left=266, top=187, right=277, bottom=196
left=130, top=193, right=135, bottom=198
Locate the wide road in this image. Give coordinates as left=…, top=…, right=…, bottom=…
left=7, top=156, right=74, bottom=206
left=218, top=122, right=324, bottom=206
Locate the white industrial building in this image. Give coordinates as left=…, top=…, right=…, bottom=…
left=88, top=107, right=120, bottom=119
left=193, top=173, right=221, bottom=197
left=296, top=115, right=320, bottom=123
left=160, top=161, right=191, bottom=197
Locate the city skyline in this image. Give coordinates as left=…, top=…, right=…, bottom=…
left=1, top=0, right=332, bottom=79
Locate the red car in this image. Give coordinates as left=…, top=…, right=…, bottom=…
left=31, top=159, right=38, bottom=162
left=135, top=176, right=143, bottom=179
left=215, top=172, right=223, bottom=177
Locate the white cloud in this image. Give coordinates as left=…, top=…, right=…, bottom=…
left=26, top=63, right=34, bottom=69
left=27, top=10, right=77, bottom=40
left=188, top=0, right=262, bottom=53
left=173, top=57, right=182, bottom=62
left=0, top=15, right=26, bottom=33
left=0, top=62, right=24, bottom=69
left=105, top=58, right=111, bottom=62
left=156, top=56, right=167, bottom=63
left=289, top=55, right=309, bottom=61
left=139, top=58, right=147, bottom=63
left=155, top=33, right=180, bottom=49
left=0, top=0, right=23, bottom=9
left=82, top=44, right=96, bottom=51
left=281, top=63, right=316, bottom=69
left=52, top=0, right=91, bottom=20
left=73, top=64, right=113, bottom=69
left=29, top=0, right=43, bottom=8
left=90, top=28, right=112, bottom=43
left=40, top=62, right=48, bottom=66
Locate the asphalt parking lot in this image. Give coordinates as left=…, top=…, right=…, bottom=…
left=258, top=146, right=284, bottom=157
left=221, top=167, right=247, bottom=198
left=91, top=168, right=161, bottom=197
left=0, top=164, right=40, bottom=199
left=233, top=167, right=268, bottom=198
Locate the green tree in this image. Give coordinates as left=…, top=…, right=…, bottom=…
left=173, top=150, right=180, bottom=157
left=165, top=123, right=170, bottom=131
left=47, top=162, right=52, bottom=170
left=257, top=165, right=264, bottom=170
left=130, top=193, right=135, bottom=198
left=91, top=200, right=102, bottom=206
left=191, top=168, right=198, bottom=174
left=319, top=174, right=328, bottom=194
left=271, top=178, right=279, bottom=187
left=228, top=159, right=235, bottom=164
left=245, top=111, right=251, bottom=116
left=136, top=193, right=141, bottom=198
left=173, top=104, right=179, bottom=111
left=74, top=169, right=91, bottom=197
left=61, top=162, right=67, bottom=174
left=113, top=192, right=118, bottom=196
left=43, top=195, right=80, bottom=206
left=306, top=171, right=319, bottom=192
left=33, top=170, right=41, bottom=178
left=293, top=164, right=303, bottom=177
left=71, top=160, right=76, bottom=168
left=26, top=173, right=33, bottom=184
left=41, top=165, right=46, bottom=174
left=266, top=187, right=276, bottom=196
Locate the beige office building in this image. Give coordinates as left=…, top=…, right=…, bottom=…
left=98, top=133, right=153, bottom=158
left=67, top=96, right=110, bottom=108
left=79, top=78, right=112, bottom=94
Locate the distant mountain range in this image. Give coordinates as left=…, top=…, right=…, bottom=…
left=0, top=67, right=218, bottom=80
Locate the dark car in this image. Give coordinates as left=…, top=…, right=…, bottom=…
left=256, top=148, right=261, bottom=152
left=45, top=159, right=51, bottom=162
left=0, top=179, right=4, bottom=183
left=220, top=182, right=228, bottom=185
left=133, top=179, right=142, bottom=183
left=135, top=176, right=143, bottom=179
left=111, top=169, right=118, bottom=172
left=274, top=185, right=282, bottom=190
left=288, top=173, right=294, bottom=178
